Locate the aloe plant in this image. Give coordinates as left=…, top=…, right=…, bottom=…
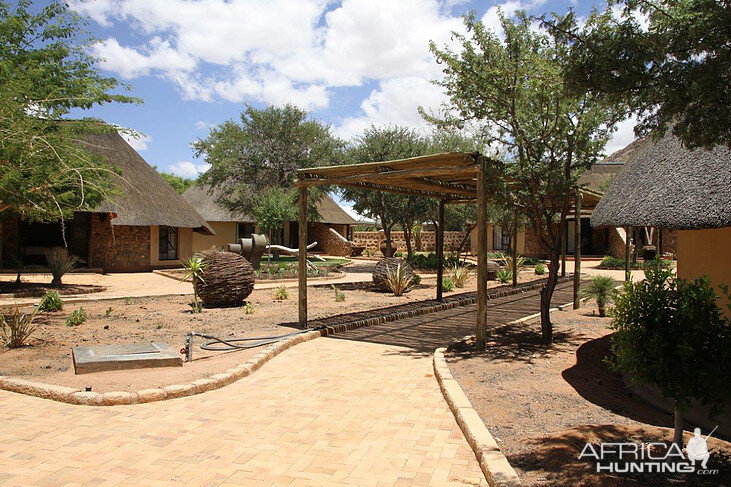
left=583, top=275, right=616, bottom=317
left=181, top=256, right=205, bottom=312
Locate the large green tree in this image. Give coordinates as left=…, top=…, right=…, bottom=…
left=549, top=1, right=730, bottom=149
left=0, top=0, right=138, bottom=222
left=427, top=12, right=623, bottom=344
left=157, top=169, right=194, bottom=194
left=193, top=104, right=340, bottom=218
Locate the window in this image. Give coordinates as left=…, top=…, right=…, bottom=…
left=158, top=226, right=178, bottom=260
left=237, top=223, right=256, bottom=241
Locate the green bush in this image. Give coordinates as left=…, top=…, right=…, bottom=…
left=406, top=253, right=459, bottom=270
left=37, top=290, right=63, bottom=312
left=273, top=286, right=289, bottom=300
left=523, top=257, right=544, bottom=266
left=441, top=277, right=455, bottom=292
left=332, top=285, right=345, bottom=302
left=496, top=268, right=512, bottom=283
left=412, top=274, right=422, bottom=286
left=598, top=255, right=642, bottom=270
left=65, top=307, right=87, bottom=327
left=610, top=264, right=731, bottom=444
left=244, top=302, right=255, bottom=314
left=534, top=263, right=546, bottom=275
left=582, top=275, right=616, bottom=317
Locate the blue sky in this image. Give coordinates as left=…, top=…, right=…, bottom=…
left=58, top=0, right=635, bottom=185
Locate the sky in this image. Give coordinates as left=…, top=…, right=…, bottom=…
left=59, top=0, right=637, bottom=187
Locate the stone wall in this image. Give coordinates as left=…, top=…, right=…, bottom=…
left=88, top=214, right=150, bottom=270
left=308, top=223, right=353, bottom=257
left=352, top=230, right=470, bottom=253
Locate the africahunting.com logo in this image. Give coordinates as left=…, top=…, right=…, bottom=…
left=579, top=427, right=719, bottom=476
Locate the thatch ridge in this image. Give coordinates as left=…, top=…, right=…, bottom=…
left=591, top=132, right=731, bottom=230
left=84, top=131, right=212, bottom=231
left=182, top=183, right=357, bottom=225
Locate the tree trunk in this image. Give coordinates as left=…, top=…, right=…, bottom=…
left=673, top=405, right=684, bottom=447
left=403, top=224, right=413, bottom=259
left=457, top=224, right=475, bottom=263
left=383, top=225, right=395, bottom=257
left=540, top=250, right=560, bottom=343
left=51, top=277, right=62, bottom=286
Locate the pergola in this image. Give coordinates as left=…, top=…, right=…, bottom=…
left=294, top=151, right=496, bottom=348
left=295, top=152, right=587, bottom=349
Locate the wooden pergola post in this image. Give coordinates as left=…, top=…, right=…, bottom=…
left=511, top=211, right=518, bottom=287
left=298, top=186, right=308, bottom=328
left=625, top=226, right=632, bottom=282
left=436, top=199, right=445, bottom=302
left=476, top=160, right=489, bottom=351
left=573, top=192, right=582, bottom=310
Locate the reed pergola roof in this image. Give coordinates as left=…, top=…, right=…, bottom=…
left=297, top=152, right=487, bottom=201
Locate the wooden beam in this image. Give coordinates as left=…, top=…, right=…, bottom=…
left=436, top=199, right=445, bottom=302
left=298, top=176, right=477, bottom=199
left=625, top=226, right=632, bottom=282
left=298, top=179, right=473, bottom=200
left=298, top=186, right=308, bottom=328
left=476, top=160, right=489, bottom=351
left=297, top=152, right=478, bottom=179
left=573, top=193, right=582, bottom=310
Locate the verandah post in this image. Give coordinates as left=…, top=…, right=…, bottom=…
left=298, top=185, right=308, bottom=328
left=476, top=159, right=489, bottom=351
left=436, top=199, right=445, bottom=302
left=573, top=192, right=582, bottom=309
left=625, top=226, right=632, bottom=282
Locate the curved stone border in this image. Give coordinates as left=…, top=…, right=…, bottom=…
left=0, top=330, right=320, bottom=406
left=433, top=348, right=522, bottom=486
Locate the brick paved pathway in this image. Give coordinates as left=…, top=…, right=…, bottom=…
left=0, top=281, right=576, bottom=486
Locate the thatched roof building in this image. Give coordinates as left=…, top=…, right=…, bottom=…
left=85, top=132, right=211, bottom=232
left=182, top=183, right=357, bottom=225
left=592, top=133, right=731, bottom=230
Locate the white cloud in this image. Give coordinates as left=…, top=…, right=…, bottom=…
left=91, top=37, right=196, bottom=79
left=120, top=131, right=151, bottom=151
left=168, top=161, right=211, bottom=179
left=605, top=116, right=638, bottom=155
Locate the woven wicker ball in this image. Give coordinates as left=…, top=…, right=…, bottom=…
left=195, top=251, right=255, bottom=308
left=372, top=257, right=416, bottom=292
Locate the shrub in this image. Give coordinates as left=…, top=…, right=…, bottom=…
left=1, top=306, right=38, bottom=348
left=37, top=290, right=63, bottom=312
left=332, top=285, right=345, bottom=302
left=523, top=257, right=544, bottom=266
left=273, top=286, right=289, bottom=300
left=501, top=254, right=525, bottom=271
left=406, top=253, right=460, bottom=270
left=441, top=277, right=455, bottom=292
left=582, top=275, right=616, bottom=317
left=181, top=256, right=205, bottom=310
left=610, top=265, right=731, bottom=445
left=412, top=274, right=422, bottom=286
left=534, top=263, right=546, bottom=275
left=598, top=255, right=642, bottom=270
left=384, top=263, right=414, bottom=296
left=65, top=307, right=87, bottom=327
left=450, top=264, right=474, bottom=288
left=45, top=247, right=79, bottom=285
left=104, top=307, right=113, bottom=317
left=244, top=302, right=255, bottom=314
left=496, top=268, right=512, bottom=283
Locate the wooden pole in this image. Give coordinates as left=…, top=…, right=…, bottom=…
left=511, top=211, right=518, bottom=287
left=625, top=226, right=632, bottom=282
left=298, top=186, right=308, bottom=328
left=476, top=161, right=489, bottom=351
left=560, top=226, right=566, bottom=278
left=573, top=193, right=582, bottom=310
left=436, top=199, right=445, bottom=302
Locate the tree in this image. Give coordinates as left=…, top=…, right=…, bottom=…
left=549, top=1, right=730, bottom=150
left=427, top=12, right=622, bottom=343
left=157, top=170, right=194, bottom=194
left=341, top=126, right=430, bottom=258
left=251, top=187, right=297, bottom=260
left=0, top=0, right=139, bottom=222
left=610, top=264, right=731, bottom=446
left=193, top=104, right=339, bottom=217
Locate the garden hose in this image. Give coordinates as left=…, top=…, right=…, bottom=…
left=182, top=330, right=307, bottom=362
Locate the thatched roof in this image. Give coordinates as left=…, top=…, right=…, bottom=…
left=592, top=133, right=731, bottom=229
left=182, top=183, right=358, bottom=225
left=84, top=131, right=212, bottom=232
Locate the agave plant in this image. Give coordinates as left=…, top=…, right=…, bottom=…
left=181, top=256, right=205, bottom=312
left=496, top=268, right=512, bottom=283
left=384, top=263, right=414, bottom=296
left=583, top=275, right=616, bottom=317
left=501, top=254, right=525, bottom=272
left=1, top=306, right=38, bottom=348
left=45, top=247, right=79, bottom=285
left=450, top=264, right=474, bottom=288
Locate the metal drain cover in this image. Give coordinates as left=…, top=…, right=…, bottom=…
left=72, top=342, right=182, bottom=374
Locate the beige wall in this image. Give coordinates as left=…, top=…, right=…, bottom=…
left=191, top=221, right=238, bottom=253
left=469, top=225, right=526, bottom=255
left=150, top=226, right=194, bottom=267
left=677, top=227, right=731, bottom=315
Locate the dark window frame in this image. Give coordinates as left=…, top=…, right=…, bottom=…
left=158, top=226, right=178, bottom=261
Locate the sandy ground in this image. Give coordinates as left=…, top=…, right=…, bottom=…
left=446, top=304, right=730, bottom=486
left=0, top=267, right=543, bottom=393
